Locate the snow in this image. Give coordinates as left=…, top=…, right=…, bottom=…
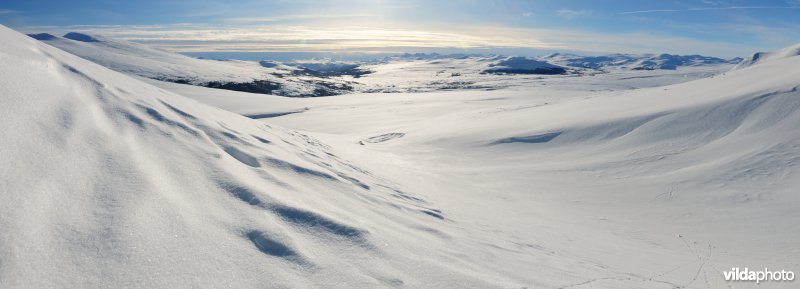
left=30, top=32, right=271, bottom=83
left=4, top=23, right=800, bottom=289
left=154, top=45, right=800, bottom=289
left=348, top=56, right=728, bottom=94
left=29, top=32, right=355, bottom=97
left=733, top=43, right=800, bottom=70
left=29, top=32, right=736, bottom=97
left=482, top=56, right=567, bottom=74
left=0, top=25, right=511, bottom=288
left=541, top=52, right=740, bottom=70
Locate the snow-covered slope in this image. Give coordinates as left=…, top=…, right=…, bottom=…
left=6, top=21, right=800, bottom=289
left=0, top=25, right=519, bottom=288
left=28, top=32, right=355, bottom=97
left=541, top=52, right=739, bottom=70
left=161, top=44, right=800, bottom=288
left=482, top=56, right=567, bottom=74
left=732, top=43, right=800, bottom=70
left=349, top=55, right=726, bottom=93
left=28, top=32, right=272, bottom=83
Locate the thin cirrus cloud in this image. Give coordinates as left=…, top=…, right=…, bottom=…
left=62, top=25, right=554, bottom=51
left=556, top=9, right=593, bottom=19
left=620, top=5, right=800, bottom=14
left=23, top=24, right=763, bottom=57
left=224, top=14, right=374, bottom=24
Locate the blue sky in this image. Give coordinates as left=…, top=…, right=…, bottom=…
left=2, top=0, right=799, bottom=57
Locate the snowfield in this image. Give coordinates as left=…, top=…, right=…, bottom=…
left=2, top=25, right=508, bottom=288
left=29, top=32, right=358, bottom=97
left=3, top=24, right=800, bottom=289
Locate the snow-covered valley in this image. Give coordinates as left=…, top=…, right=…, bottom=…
left=2, top=23, right=800, bottom=289
left=29, top=31, right=737, bottom=97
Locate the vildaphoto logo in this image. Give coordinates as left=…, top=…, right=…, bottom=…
left=723, top=267, right=795, bottom=284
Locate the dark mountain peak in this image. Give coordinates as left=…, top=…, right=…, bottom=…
left=64, top=32, right=102, bottom=42
left=27, top=33, right=58, bottom=40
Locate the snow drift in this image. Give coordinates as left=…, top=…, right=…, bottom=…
left=0, top=25, right=508, bottom=288
left=732, top=43, right=800, bottom=70
left=243, top=42, right=800, bottom=288
left=5, top=23, right=800, bottom=289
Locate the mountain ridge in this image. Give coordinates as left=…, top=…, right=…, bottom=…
left=540, top=52, right=741, bottom=70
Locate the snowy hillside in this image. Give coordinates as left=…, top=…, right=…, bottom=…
left=733, top=43, right=800, bottom=69
left=1, top=25, right=520, bottom=288
left=5, top=21, right=800, bottom=289
left=349, top=55, right=728, bottom=93
left=28, top=32, right=356, bottom=97
left=541, top=52, right=740, bottom=70
left=482, top=56, right=568, bottom=75
left=153, top=44, right=800, bottom=289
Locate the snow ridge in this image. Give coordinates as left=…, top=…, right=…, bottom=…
left=732, top=43, right=800, bottom=70
left=2, top=25, right=499, bottom=288
left=541, top=52, right=740, bottom=70
left=29, top=32, right=356, bottom=97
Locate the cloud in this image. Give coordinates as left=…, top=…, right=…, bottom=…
left=700, top=0, right=723, bottom=5
left=689, top=6, right=800, bottom=11
left=556, top=9, right=592, bottom=20
left=522, top=12, right=533, bottom=17
left=719, top=22, right=800, bottom=45
left=621, top=5, right=800, bottom=14
left=225, top=14, right=374, bottom=24
left=619, top=9, right=681, bottom=15
left=0, top=9, right=20, bottom=15
left=20, top=23, right=772, bottom=57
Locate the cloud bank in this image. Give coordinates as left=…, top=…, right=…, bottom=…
left=21, top=24, right=767, bottom=57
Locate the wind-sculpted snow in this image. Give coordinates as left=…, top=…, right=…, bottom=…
left=361, top=133, right=406, bottom=144
left=732, top=43, right=800, bottom=70
left=492, top=132, right=562, bottom=144
left=7, top=23, right=800, bottom=289
left=245, top=230, right=304, bottom=261
left=209, top=43, right=800, bottom=288
left=1, top=25, right=509, bottom=288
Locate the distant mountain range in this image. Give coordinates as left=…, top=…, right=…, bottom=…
left=539, top=53, right=742, bottom=70
left=391, top=52, right=741, bottom=72
left=27, top=32, right=743, bottom=97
